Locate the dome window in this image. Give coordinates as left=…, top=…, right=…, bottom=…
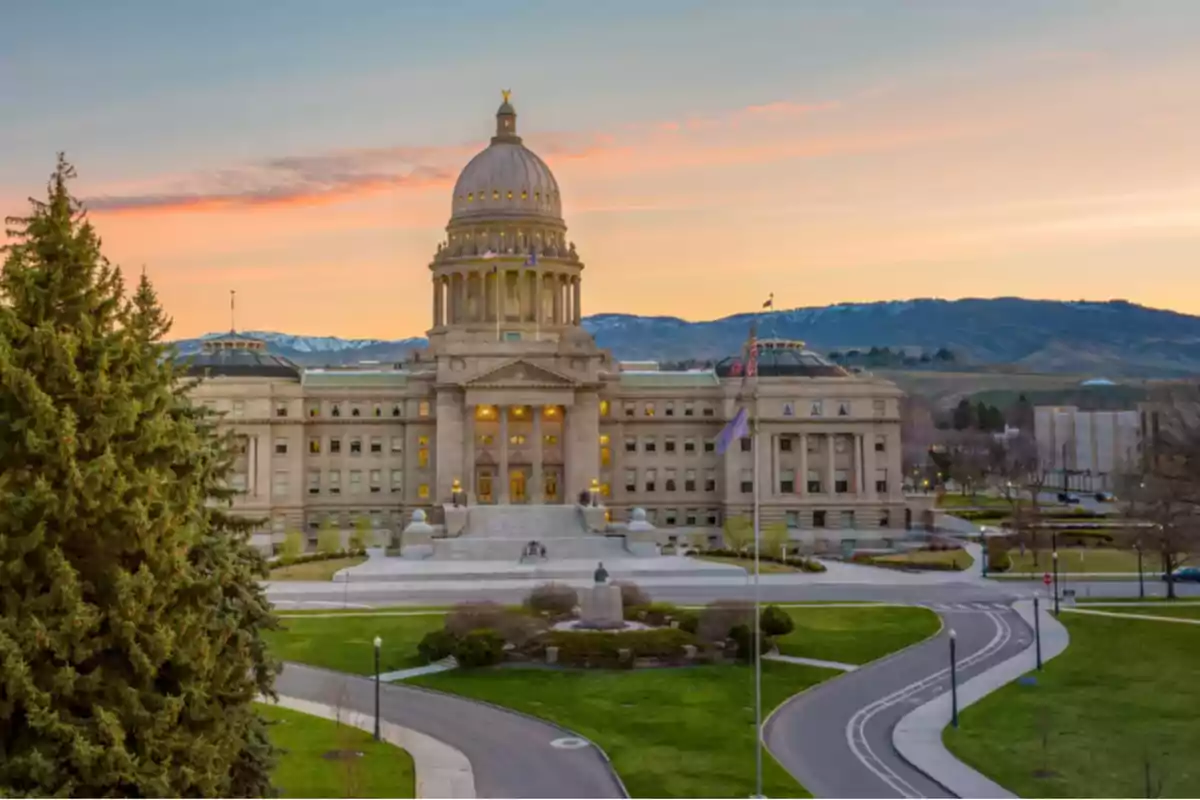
left=467, top=193, right=473, bottom=201
left=506, top=190, right=513, bottom=199
left=535, top=191, right=540, bottom=201
left=521, top=190, right=528, bottom=199
left=493, top=190, right=499, bottom=200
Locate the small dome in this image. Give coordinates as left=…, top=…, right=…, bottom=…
left=715, top=339, right=850, bottom=378
left=450, top=92, right=563, bottom=223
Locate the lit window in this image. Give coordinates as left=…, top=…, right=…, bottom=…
left=543, top=405, right=558, bottom=418
left=418, top=484, right=430, bottom=499
left=308, top=438, right=321, bottom=454
left=493, top=190, right=499, bottom=199
left=476, top=406, right=496, bottom=421
left=543, top=434, right=558, bottom=445
left=418, top=448, right=429, bottom=468
left=599, top=434, right=610, bottom=445
left=418, top=401, right=430, bottom=417
left=644, top=403, right=655, bottom=417
left=506, top=190, right=513, bottom=199
left=601, top=447, right=611, bottom=467
left=535, top=191, right=540, bottom=201
left=510, top=434, right=527, bottom=445
left=306, top=403, right=318, bottom=418
left=600, top=400, right=610, bottom=416
left=467, top=193, right=473, bottom=201
left=521, top=190, right=528, bottom=199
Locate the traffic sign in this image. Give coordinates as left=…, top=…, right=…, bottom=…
left=1043, top=572, right=1052, bottom=586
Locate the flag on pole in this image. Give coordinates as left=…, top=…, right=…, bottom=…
left=742, top=320, right=759, bottom=385
left=715, top=407, right=750, bottom=455
left=525, top=247, right=538, bottom=266
left=762, top=293, right=774, bottom=310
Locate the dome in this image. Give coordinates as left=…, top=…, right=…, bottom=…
left=714, top=339, right=850, bottom=379
left=450, top=93, right=563, bottom=224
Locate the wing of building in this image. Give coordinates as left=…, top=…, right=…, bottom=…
left=182, top=95, right=913, bottom=553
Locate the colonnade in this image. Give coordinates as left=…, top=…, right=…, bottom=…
left=763, top=432, right=879, bottom=499
left=431, top=269, right=582, bottom=328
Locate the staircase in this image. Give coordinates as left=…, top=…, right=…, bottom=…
left=431, top=504, right=631, bottom=561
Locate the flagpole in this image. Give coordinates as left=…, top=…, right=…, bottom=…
left=752, top=384, right=763, bottom=800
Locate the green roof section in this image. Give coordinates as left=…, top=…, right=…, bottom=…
left=618, top=371, right=720, bottom=389
left=301, top=370, right=411, bottom=388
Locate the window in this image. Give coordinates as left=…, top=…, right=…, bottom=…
left=685, top=469, right=697, bottom=492
left=782, top=401, right=795, bottom=417
left=873, top=398, right=887, bottom=416
left=665, top=401, right=675, bottom=417
left=543, top=434, right=558, bottom=445
left=418, top=483, right=430, bottom=499
left=601, top=446, right=611, bottom=467
left=331, top=403, right=342, bottom=418
left=370, top=436, right=383, bottom=454
left=835, top=469, right=849, bottom=494
left=703, top=439, right=715, bottom=454
left=307, top=470, right=320, bottom=495
left=644, top=437, right=657, bottom=453
left=880, top=509, right=891, bottom=527
left=369, top=469, right=382, bottom=493
left=705, top=469, right=716, bottom=492
left=706, top=511, right=719, bottom=526
left=740, top=468, right=753, bottom=494
left=875, top=468, right=888, bottom=494
left=740, top=437, right=752, bottom=453
left=835, top=436, right=848, bottom=454
left=702, top=406, right=714, bottom=417
left=272, top=470, right=289, bottom=495
left=391, top=437, right=404, bottom=454
left=624, top=402, right=635, bottom=418
left=837, top=401, right=850, bottom=417
left=509, top=434, right=527, bottom=445
left=307, top=403, right=319, bottom=418
left=780, top=468, right=795, bottom=494
left=369, top=510, right=383, bottom=529
left=351, top=404, right=362, bottom=418
left=418, top=401, right=430, bottom=418
left=813, top=510, right=827, bottom=528
left=807, top=469, right=821, bottom=493
left=624, top=436, right=637, bottom=453
left=477, top=434, right=494, bottom=445
left=275, top=402, right=288, bottom=418
left=664, top=437, right=676, bottom=453
left=392, top=403, right=403, bottom=418
left=234, top=437, right=248, bottom=455
left=600, top=482, right=611, bottom=497
left=644, top=402, right=655, bottom=417
left=785, top=510, right=799, bottom=529
left=308, top=437, right=320, bottom=454
left=780, top=437, right=793, bottom=452
left=875, top=435, right=886, bottom=453
left=810, top=400, right=823, bottom=417
left=274, top=439, right=288, bottom=455
left=350, top=437, right=363, bottom=455
left=328, top=470, right=341, bottom=494
left=390, top=469, right=403, bottom=493
left=645, top=468, right=657, bottom=493
left=349, top=470, right=362, bottom=495
left=684, top=437, right=696, bottom=454
left=841, top=510, right=855, bottom=528
left=373, top=404, right=383, bottom=418
left=417, top=436, right=430, bottom=468
left=600, top=399, right=610, bottom=416
left=684, top=401, right=695, bottom=417
left=625, top=469, right=637, bottom=492
left=686, top=509, right=698, bottom=526
left=330, top=437, right=342, bottom=454
left=232, top=400, right=245, bottom=417
left=665, top=469, right=677, bottom=492
left=664, top=508, right=678, bottom=526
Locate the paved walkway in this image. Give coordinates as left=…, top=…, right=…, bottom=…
left=764, top=653, right=858, bottom=672
left=891, top=600, right=1070, bottom=799
left=276, top=662, right=625, bottom=799
left=379, top=656, right=460, bottom=682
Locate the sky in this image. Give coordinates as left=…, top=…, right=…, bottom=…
left=3, top=0, right=1200, bottom=339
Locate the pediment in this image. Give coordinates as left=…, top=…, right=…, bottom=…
left=467, top=359, right=577, bottom=388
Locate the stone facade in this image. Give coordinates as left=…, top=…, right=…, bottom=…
left=183, top=94, right=911, bottom=552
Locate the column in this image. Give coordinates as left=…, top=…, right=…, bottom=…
left=864, top=432, right=877, bottom=500
left=457, top=272, right=468, bottom=323
left=463, top=405, right=476, bottom=499
left=854, top=433, right=865, bottom=494
left=553, top=274, right=563, bottom=325
left=797, top=433, right=807, bottom=496
left=435, top=393, right=464, bottom=502
left=432, top=278, right=441, bottom=327
left=771, top=435, right=781, bottom=496
left=825, top=433, right=836, bottom=495
left=566, top=393, right=601, bottom=501
left=497, top=269, right=507, bottom=325
left=531, top=406, right=544, bottom=503
left=572, top=277, right=582, bottom=324
left=498, top=406, right=510, bottom=504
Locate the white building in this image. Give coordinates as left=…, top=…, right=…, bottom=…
left=1035, top=405, right=1141, bottom=491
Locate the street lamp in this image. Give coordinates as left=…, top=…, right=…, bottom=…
left=451, top=478, right=462, bottom=507
left=373, top=635, right=382, bottom=741
left=1052, top=550, right=1060, bottom=616
left=1135, top=540, right=1145, bottom=599
left=589, top=477, right=600, bottom=507
left=1033, top=596, right=1043, bottom=670
left=949, top=629, right=959, bottom=728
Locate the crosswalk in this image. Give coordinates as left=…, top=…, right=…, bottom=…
left=921, top=602, right=1013, bottom=613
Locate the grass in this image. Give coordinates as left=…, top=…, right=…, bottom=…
left=260, top=703, right=415, bottom=798
left=1078, top=606, right=1200, bottom=621
left=775, top=605, right=942, bottom=664
left=694, top=555, right=802, bottom=573
left=269, top=556, right=367, bottom=581
left=1078, top=597, right=1200, bottom=604
left=866, top=548, right=974, bottom=572
left=275, top=606, right=450, bottom=617
left=265, top=613, right=446, bottom=675
left=1005, top=548, right=1148, bottom=575
left=943, top=613, right=1200, bottom=798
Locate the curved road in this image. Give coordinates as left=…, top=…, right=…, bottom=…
left=765, top=604, right=1031, bottom=799
left=276, top=662, right=625, bottom=799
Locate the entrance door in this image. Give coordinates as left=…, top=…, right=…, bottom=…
left=544, top=469, right=559, bottom=503
left=477, top=469, right=494, bottom=504
left=510, top=469, right=527, bottom=504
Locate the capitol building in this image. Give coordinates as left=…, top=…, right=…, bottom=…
left=186, top=94, right=911, bottom=551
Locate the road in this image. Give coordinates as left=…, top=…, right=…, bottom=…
left=765, top=604, right=1031, bottom=798
left=276, top=662, right=625, bottom=799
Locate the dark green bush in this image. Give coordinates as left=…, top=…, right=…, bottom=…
left=677, top=609, right=700, bottom=634
left=698, top=548, right=826, bottom=572
left=697, top=599, right=755, bottom=643
left=417, top=629, right=459, bottom=663
left=760, top=605, right=794, bottom=637
left=524, top=582, right=579, bottom=618
left=625, top=601, right=680, bottom=626
left=453, top=629, right=505, bottom=668
left=985, top=538, right=1011, bottom=573
left=270, top=547, right=367, bottom=567
left=728, top=624, right=773, bottom=663
left=447, top=601, right=544, bottom=647
left=539, top=628, right=697, bottom=667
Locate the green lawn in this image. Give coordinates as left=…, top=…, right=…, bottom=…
left=1005, top=548, right=1148, bottom=575
left=944, top=613, right=1200, bottom=798
left=275, top=606, right=450, bottom=617
left=867, top=549, right=974, bottom=572
left=269, top=556, right=367, bottom=581
left=265, top=614, right=446, bottom=675
left=937, top=494, right=1014, bottom=509
left=1078, top=606, right=1200, bottom=621
left=695, top=555, right=802, bottom=573
left=775, top=605, right=942, bottom=664
left=260, top=703, right=415, bottom=798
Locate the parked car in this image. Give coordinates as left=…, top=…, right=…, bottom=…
left=1057, top=492, right=1081, bottom=504
left=1094, top=492, right=1117, bottom=502
left=1162, top=566, right=1200, bottom=583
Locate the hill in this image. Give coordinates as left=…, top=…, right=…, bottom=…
left=173, top=298, right=1200, bottom=377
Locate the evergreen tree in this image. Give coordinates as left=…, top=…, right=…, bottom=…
left=0, top=155, right=279, bottom=797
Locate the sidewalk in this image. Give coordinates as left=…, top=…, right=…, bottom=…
left=892, top=600, right=1070, bottom=799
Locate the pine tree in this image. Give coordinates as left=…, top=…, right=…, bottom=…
left=0, top=155, right=279, bottom=797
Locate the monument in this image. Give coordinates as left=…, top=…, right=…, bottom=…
left=576, top=561, right=624, bottom=630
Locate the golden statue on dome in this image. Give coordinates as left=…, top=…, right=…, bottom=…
left=501, top=88, right=512, bottom=103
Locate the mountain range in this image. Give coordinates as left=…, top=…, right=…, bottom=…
left=172, top=298, right=1200, bottom=377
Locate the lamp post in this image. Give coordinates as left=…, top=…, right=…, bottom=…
left=1135, top=541, right=1145, bottom=599
left=589, top=477, right=600, bottom=507
left=1052, top=550, right=1060, bottom=616
left=373, top=635, right=382, bottom=741
left=451, top=478, right=462, bottom=507
left=949, top=628, right=959, bottom=728
left=1033, top=596, right=1043, bottom=670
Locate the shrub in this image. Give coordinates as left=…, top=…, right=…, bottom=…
left=316, top=520, right=341, bottom=555
left=985, top=538, right=1011, bottom=573
left=760, top=605, right=794, bottom=637
left=446, top=602, right=545, bottom=647
left=800, top=558, right=827, bottom=573
left=676, top=609, right=700, bottom=634
left=539, top=628, right=697, bottom=667
left=698, top=599, right=755, bottom=643
left=613, top=580, right=650, bottom=609
left=417, top=629, right=459, bottom=663
left=349, top=516, right=371, bottom=550
left=271, top=548, right=366, bottom=568
left=280, top=530, right=304, bottom=560
left=728, top=624, right=773, bottom=663
left=453, top=629, right=505, bottom=668
left=524, top=582, right=579, bottom=618
left=625, top=602, right=681, bottom=626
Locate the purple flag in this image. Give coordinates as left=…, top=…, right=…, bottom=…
left=716, top=406, right=750, bottom=455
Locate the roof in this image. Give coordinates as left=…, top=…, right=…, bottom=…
left=714, top=341, right=850, bottom=379
left=618, top=370, right=721, bottom=389
left=302, top=370, right=411, bottom=388
left=178, top=348, right=301, bottom=380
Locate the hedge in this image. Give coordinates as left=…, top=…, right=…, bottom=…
left=268, top=548, right=366, bottom=568
left=699, top=548, right=826, bottom=572
left=538, top=628, right=698, bottom=667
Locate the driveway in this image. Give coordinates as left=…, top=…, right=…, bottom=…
left=276, top=662, right=625, bottom=799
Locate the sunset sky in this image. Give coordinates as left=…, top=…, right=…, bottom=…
left=3, top=0, right=1200, bottom=339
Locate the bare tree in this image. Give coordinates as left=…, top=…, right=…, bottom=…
left=900, top=395, right=938, bottom=487
left=944, top=430, right=992, bottom=496
left=992, top=434, right=1046, bottom=564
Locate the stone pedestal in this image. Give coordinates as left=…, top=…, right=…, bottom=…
left=401, top=510, right=435, bottom=560
left=581, top=505, right=608, bottom=533
left=624, top=507, right=660, bottom=557
left=442, top=505, right=468, bottom=538
left=578, top=584, right=624, bottom=630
